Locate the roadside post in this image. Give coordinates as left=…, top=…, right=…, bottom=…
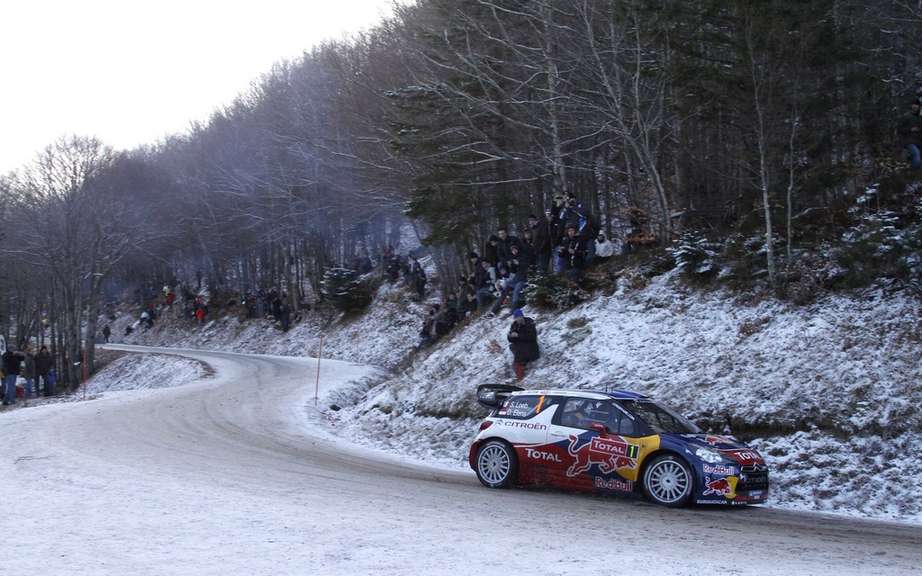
left=314, top=334, right=324, bottom=406
left=82, top=347, right=89, bottom=401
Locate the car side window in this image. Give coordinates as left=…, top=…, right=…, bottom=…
left=496, top=395, right=544, bottom=419
left=559, top=398, right=611, bottom=430
left=607, top=404, right=639, bottom=436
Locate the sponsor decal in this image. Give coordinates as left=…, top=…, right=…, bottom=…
left=524, top=448, right=562, bottom=463
left=498, top=420, right=548, bottom=430
left=702, top=463, right=737, bottom=476
left=593, top=476, right=634, bottom=492
left=566, top=435, right=639, bottom=477
left=719, top=449, right=764, bottom=466
left=704, top=435, right=733, bottom=446
left=702, top=476, right=738, bottom=499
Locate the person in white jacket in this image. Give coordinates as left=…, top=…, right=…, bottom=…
left=595, top=233, right=616, bottom=261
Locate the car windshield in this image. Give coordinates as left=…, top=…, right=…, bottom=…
left=618, top=400, right=701, bottom=434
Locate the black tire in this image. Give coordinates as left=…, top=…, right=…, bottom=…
left=475, top=440, right=518, bottom=488
left=642, top=454, right=693, bottom=507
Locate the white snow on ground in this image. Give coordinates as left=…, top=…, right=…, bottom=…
left=110, top=271, right=922, bottom=523
left=85, top=353, right=209, bottom=395
left=112, top=283, right=428, bottom=370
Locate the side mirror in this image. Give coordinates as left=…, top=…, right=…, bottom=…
left=589, top=422, right=609, bottom=434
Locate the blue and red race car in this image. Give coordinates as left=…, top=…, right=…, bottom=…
left=470, top=386, right=769, bottom=507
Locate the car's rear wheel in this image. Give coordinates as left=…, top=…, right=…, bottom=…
left=642, top=454, right=693, bottom=507
left=475, top=440, right=517, bottom=488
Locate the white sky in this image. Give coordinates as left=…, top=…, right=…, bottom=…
left=0, top=0, right=397, bottom=175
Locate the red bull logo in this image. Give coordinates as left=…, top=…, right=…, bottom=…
left=566, top=435, right=639, bottom=477
left=703, top=476, right=738, bottom=499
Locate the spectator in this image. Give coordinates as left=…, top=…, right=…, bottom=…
left=519, top=230, right=536, bottom=270
left=474, top=259, right=497, bottom=308
left=195, top=306, right=206, bottom=325
left=410, top=258, right=427, bottom=299
left=466, top=251, right=480, bottom=275
left=534, top=211, right=554, bottom=273
left=386, top=256, right=401, bottom=282
left=898, top=99, right=921, bottom=170
left=496, top=226, right=519, bottom=268
left=279, top=301, right=291, bottom=332
left=35, top=345, right=54, bottom=397
left=2, top=346, right=25, bottom=406
left=490, top=244, right=528, bottom=315
left=270, top=291, right=282, bottom=319
left=102, top=325, right=111, bottom=343
left=458, top=282, right=478, bottom=317
left=23, top=348, right=36, bottom=399
left=562, top=224, right=588, bottom=282
left=507, top=309, right=539, bottom=380
left=140, top=310, right=152, bottom=329
left=493, top=266, right=510, bottom=295
left=165, top=290, right=176, bottom=307
left=595, top=232, right=616, bottom=262
left=419, top=306, right=439, bottom=347
left=484, top=235, right=500, bottom=267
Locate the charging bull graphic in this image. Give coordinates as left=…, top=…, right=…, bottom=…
left=567, top=435, right=639, bottom=477
left=703, top=476, right=739, bottom=499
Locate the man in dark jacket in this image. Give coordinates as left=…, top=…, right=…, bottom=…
left=561, top=224, right=588, bottom=281
left=491, top=244, right=529, bottom=315
left=495, top=227, right=519, bottom=269
left=2, top=346, right=25, bottom=405
left=530, top=214, right=552, bottom=273
left=35, top=345, right=54, bottom=397
left=898, top=100, right=921, bottom=170
left=507, top=309, right=539, bottom=380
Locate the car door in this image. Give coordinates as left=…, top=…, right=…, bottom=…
left=546, top=396, right=614, bottom=490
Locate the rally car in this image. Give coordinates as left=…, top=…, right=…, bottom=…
left=469, top=385, right=769, bottom=507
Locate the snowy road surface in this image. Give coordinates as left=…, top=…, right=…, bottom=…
left=1, top=346, right=920, bottom=576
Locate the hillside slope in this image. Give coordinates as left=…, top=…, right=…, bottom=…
left=330, top=272, right=922, bottom=522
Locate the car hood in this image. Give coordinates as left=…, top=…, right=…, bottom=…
left=669, top=433, right=750, bottom=451
left=668, top=433, right=766, bottom=467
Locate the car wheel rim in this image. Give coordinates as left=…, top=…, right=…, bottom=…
left=647, top=460, right=689, bottom=504
left=478, top=444, right=510, bottom=484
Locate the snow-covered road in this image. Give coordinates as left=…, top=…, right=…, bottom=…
left=1, top=346, right=919, bottom=576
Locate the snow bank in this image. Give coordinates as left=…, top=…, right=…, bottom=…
left=110, top=283, right=429, bottom=370
left=331, top=272, right=922, bottom=522
left=86, top=353, right=209, bottom=395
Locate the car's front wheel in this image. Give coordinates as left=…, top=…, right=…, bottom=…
left=475, top=440, right=517, bottom=488
left=642, top=454, right=693, bottom=507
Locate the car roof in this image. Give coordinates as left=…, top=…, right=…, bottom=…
left=510, top=389, right=651, bottom=401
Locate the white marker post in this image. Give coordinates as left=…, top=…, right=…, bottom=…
left=314, top=334, right=324, bottom=406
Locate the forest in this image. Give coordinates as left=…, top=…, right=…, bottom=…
left=0, top=0, right=920, bottom=387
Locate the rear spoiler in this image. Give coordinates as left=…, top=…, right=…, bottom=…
left=476, top=384, right=523, bottom=408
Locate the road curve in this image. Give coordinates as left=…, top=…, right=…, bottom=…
left=1, top=345, right=919, bottom=576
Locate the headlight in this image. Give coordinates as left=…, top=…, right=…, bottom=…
left=695, top=447, right=723, bottom=464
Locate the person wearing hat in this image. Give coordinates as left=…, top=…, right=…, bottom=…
left=507, top=309, right=539, bottom=380
left=898, top=99, right=921, bottom=170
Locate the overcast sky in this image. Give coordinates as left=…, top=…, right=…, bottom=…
left=0, top=0, right=397, bottom=175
